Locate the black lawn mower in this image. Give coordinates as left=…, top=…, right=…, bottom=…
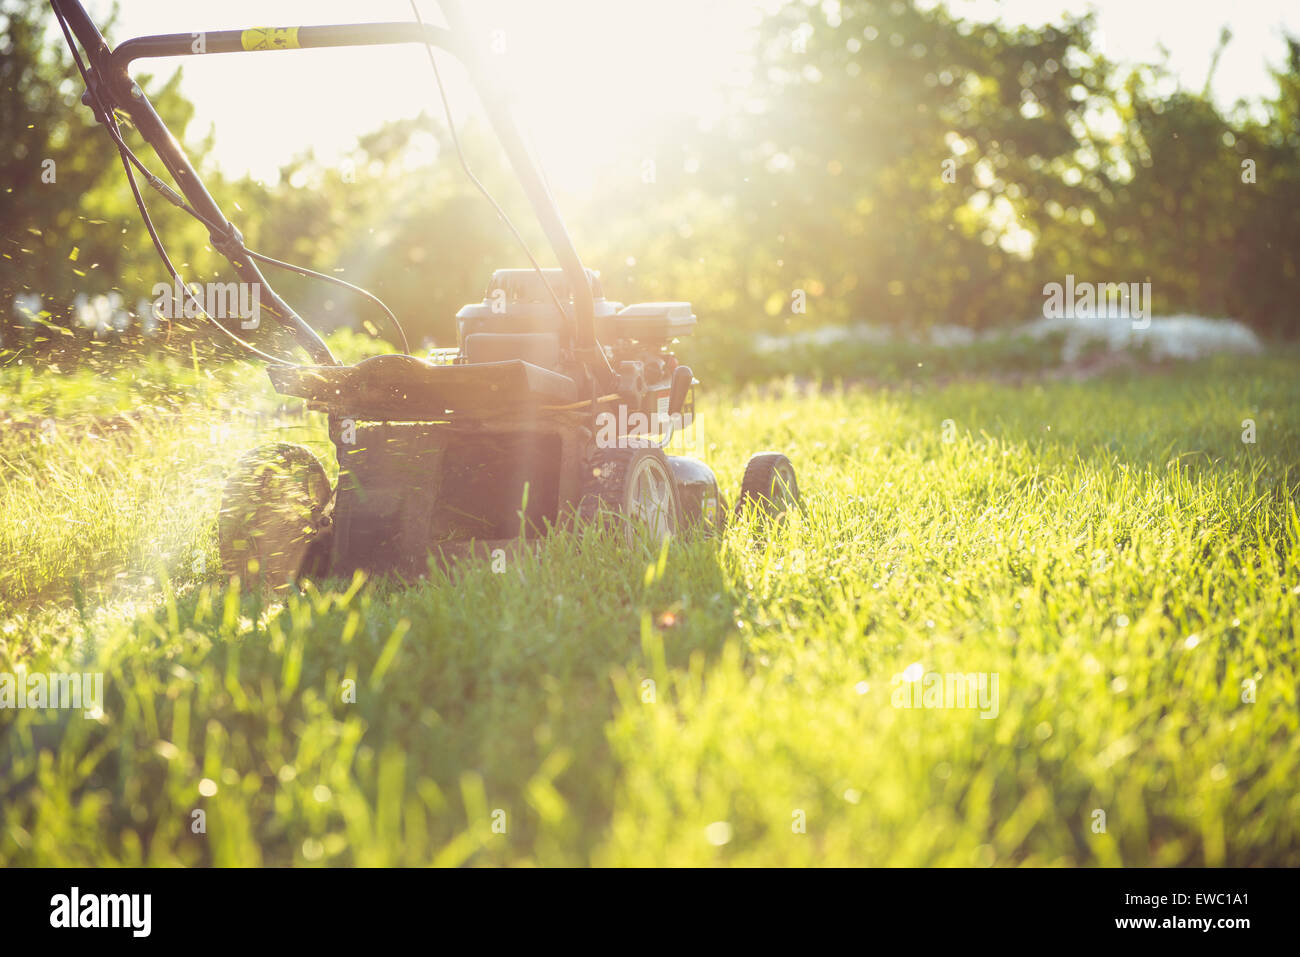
left=51, top=0, right=801, bottom=588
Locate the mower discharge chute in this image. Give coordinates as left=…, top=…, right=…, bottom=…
left=51, top=0, right=801, bottom=589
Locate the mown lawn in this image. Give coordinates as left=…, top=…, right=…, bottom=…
left=1, top=349, right=1298, bottom=865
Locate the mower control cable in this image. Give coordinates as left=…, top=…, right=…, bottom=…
left=54, top=5, right=411, bottom=365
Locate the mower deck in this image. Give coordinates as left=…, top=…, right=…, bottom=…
left=268, top=353, right=579, bottom=420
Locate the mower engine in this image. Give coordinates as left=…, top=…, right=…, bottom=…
left=456, top=268, right=698, bottom=433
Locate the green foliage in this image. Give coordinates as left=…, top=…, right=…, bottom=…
left=573, top=2, right=1300, bottom=340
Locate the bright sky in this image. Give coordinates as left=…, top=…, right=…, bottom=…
left=82, top=0, right=1299, bottom=191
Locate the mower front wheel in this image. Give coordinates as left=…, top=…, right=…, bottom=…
left=735, top=451, right=801, bottom=520
left=218, top=443, right=333, bottom=591
left=579, top=447, right=682, bottom=547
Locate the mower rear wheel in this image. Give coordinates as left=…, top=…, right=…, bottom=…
left=218, top=443, right=332, bottom=591
left=579, top=447, right=682, bottom=547
left=735, top=452, right=800, bottom=519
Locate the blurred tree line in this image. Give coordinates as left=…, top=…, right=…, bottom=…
left=3, top=0, right=1299, bottom=367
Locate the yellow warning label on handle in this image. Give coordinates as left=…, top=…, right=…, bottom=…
left=240, top=27, right=301, bottom=51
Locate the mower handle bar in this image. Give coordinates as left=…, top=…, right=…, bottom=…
left=49, top=0, right=605, bottom=380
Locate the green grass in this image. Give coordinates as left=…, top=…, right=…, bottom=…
left=1, top=349, right=1298, bottom=865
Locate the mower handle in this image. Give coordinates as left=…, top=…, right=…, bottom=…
left=51, top=0, right=607, bottom=384
left=109, top=22, right=458, bottom=74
